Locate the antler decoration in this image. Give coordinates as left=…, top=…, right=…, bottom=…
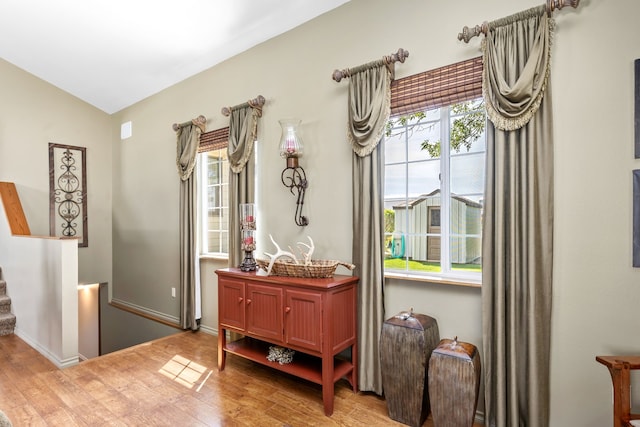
left=256, top=235, right=318, bottom=275
left=296, top=236, right=315, bottom=266
left=257, top=234, right=299, bottom=276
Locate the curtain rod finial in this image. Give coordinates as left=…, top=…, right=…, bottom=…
left=332, top=69, right=346, bottom=82
left=394, top=48, right=409, bottom=63
left=458, top=23, right=488, bottom=43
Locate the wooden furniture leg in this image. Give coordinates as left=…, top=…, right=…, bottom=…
left=596, top=355, right=640, bottom=427
left=218, top=327, right=227, bottom=371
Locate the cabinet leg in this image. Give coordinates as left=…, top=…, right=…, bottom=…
left=322, top=356, right=334, bottom=416
left=218, top=328, right=226, bottom=371
left=351, top=343, right=358, bottom=393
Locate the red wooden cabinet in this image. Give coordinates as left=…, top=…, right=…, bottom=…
left=216, top=268, right=358, bottom=416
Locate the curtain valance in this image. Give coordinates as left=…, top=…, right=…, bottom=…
left=347, top=64, right=392, bottom=157
left=482, top=5, right=553, bottom=130
left=226, top=96, right=264, bottom=173
left=175, top=115, right=206, bottom=181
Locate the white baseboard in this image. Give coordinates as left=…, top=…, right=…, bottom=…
left=198, top=323, right=218, bottom=336
left=14, top=328, right=79, bottom=369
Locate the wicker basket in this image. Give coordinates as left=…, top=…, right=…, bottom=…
left=256, top=259, right=355, bottom=278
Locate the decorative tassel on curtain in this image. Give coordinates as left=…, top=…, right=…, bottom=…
left=223, top=95, right=265, bottom=269
left=173, top=114, right=206, bottom=330
left=333, top=49, right=408, bottom=395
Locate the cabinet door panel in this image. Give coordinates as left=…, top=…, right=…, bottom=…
left=285, top=289, right=322, bottom=352
left=246, top=284, right=283, bottom=342
left=219, top=278, right=245, bottom=330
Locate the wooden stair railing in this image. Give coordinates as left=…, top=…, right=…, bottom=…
left=0, top=182, right=31, bottom=236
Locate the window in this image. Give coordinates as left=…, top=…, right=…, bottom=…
left=384, top=57, right=485, bottom=283
left=198, top=128, right=230, bottom=256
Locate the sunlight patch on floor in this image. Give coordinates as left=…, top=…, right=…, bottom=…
left=158, top=354, right=212, bottom=390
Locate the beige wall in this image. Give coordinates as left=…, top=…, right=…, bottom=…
left=2, top=0, right=638, bottom=424
left=0, top=58, right=112, bottom=285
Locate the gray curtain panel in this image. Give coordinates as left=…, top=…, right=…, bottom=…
left=227, top=106, right=258, bottom=268
left=347, top=64, right=391, bottom=394
left=176, top=119, right=205, bottom=330
left=481, top=6, right=554, bottom=427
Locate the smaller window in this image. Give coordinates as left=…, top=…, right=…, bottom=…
left=198, top=129, right=230, bottom=257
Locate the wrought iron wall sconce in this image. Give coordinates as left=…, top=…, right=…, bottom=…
left=279, top=118, right=308, bottom=226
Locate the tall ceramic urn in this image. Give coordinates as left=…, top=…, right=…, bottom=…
left=380, top=310, right=440, bottom=427
left=428, top=337, right=481, bottom=427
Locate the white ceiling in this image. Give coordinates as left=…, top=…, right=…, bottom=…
left=0, top=0, right=349, bottom=114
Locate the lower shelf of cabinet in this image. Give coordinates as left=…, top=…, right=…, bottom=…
left=223, top=337, right=354, bottom=386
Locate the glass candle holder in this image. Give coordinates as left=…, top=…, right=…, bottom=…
left=240, top=203, right=256, bottom=230
left=278, top=118, right=304, bottom=159
left=241, top=229, right=256, bottom=252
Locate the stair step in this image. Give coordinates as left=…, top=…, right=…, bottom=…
left=0, top=312, right=15, bottom=336
left=0, top=280, right=5, bottom=296
left=0, top=295, right=10, bottom=314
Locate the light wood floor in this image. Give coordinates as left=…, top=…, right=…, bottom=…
left=0, top=331, right=483, bottom=426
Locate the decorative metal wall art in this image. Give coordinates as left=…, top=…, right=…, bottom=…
left=49, top=143, right=88, bottom=247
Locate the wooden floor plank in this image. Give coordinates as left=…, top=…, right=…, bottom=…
left=0, top=331, right=483, bottom=426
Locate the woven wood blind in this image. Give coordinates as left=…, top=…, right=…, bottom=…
left=198, top=126, right=229, bottom=153
left=390, top=56, right=483, bottom=117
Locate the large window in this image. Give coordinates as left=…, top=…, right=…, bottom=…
left=384, top=57, right=485, bottom=282
left=384, top=99, right=485, bottom=277
left=198, top=128, right=230, bottom=257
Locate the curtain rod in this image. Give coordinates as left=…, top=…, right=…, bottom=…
left=172, top=115, right=206, bottom=132
left=332, top=48, right=409, bottom=83
left=221, top=95, right=266, bottom=117
left=457, top=0, right=580, bottom=43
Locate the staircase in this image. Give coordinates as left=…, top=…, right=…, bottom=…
left=0, top=270, right=16, bottom=336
